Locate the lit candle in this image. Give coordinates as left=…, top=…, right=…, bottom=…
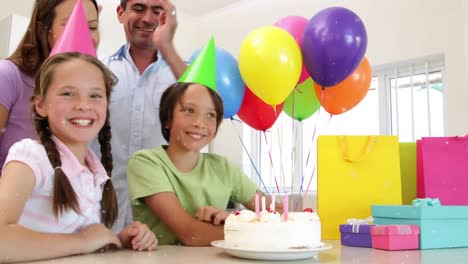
left=261, top=196, right=266, bottom=212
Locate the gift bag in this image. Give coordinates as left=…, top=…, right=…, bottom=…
left=400, top=143, right=417, bottom=205
left=417, top=136, right=468, bottom=205
left=318, top=136, right=402, bottom=239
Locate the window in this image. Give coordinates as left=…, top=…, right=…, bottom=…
left=385, top=62, right=445, bottom=141
left=242, top=54, right=445, bottom=192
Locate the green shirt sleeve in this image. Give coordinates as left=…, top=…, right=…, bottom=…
left=127, top=149, right=174, bottom=204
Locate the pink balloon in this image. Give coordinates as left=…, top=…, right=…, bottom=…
left=274, top=16, right=310, bottom=84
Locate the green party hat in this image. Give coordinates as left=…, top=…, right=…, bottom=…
left=179, top=37, right=217, bottom=91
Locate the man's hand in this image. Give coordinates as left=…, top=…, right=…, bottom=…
left=152, top=0, right=177, bottom=52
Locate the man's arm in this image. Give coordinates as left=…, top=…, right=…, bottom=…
left=153, top=0, right=187, bottom=78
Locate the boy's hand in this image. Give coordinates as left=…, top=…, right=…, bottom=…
left=118, top=221, right=158, bottom=251
left=195, top=206, right=230, bottom=225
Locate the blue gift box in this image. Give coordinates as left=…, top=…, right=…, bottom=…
left=372, top=205, right=468, bottom=249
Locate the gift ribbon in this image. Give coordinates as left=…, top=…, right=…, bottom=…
left=346, top=216, right=374, bottom=233
left=412, top=198, right=441, bottom=206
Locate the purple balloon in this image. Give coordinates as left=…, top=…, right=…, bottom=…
left=302, top=7, right=367, bottom=87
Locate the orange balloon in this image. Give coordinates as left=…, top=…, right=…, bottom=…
left=314, top=57, right=372, bottom=115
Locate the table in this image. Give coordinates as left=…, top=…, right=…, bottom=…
left=26, top=240, right=468, bottom=264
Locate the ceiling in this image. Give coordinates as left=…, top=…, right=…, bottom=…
left=172, top=0, right=246, bottom=18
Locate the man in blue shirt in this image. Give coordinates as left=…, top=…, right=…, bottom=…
left=100, top=0, right=187, bottom=233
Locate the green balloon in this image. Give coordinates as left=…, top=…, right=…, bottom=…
left=283, top=78, right=320, bottom=121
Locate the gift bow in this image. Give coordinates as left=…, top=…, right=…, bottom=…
left=412, top=198, right=441, bottom=207
left=346, top=216, right=374, bottom=233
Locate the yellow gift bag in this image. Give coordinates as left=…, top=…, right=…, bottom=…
left=317, top=136, right=402, bottom=239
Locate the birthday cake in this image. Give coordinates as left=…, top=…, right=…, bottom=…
left=224, top=209, right=321, bottom=249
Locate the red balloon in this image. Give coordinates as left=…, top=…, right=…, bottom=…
left=237, top=86, right=284, bottom=131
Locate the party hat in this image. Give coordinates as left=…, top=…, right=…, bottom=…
left=178, top=37, right=216, bottom=91
left=50, top=0, right=96, bottom=57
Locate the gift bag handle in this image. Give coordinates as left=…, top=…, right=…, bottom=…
left=339, top=136, right=377, bottom=162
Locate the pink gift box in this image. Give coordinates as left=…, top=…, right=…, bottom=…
left=371, top=225, right=420, bottom=250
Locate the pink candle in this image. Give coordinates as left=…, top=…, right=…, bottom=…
left=255, top=193, right=260, bottom=216
left=283, top=194, right=289, bottom=221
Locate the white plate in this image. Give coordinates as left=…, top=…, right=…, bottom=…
left=211, top=240, right=332, bottom=261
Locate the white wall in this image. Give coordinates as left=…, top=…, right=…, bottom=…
left=0, top=0, right=33, bottom=19
left=2, top=0, right=468, bottom=164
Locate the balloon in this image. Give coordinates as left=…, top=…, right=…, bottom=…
left=189, top=47, right=245, bottom=118
left=314, top=57, right=372, bottom=115
left=237, top=86, right=284, bottom=131
left=274, top=16, right=310, bottom=84
left=283, top=78, right=320, bottom=121
left=239, top=26, right=302, bottom=106
left=303, top=7, right=367, bottom=87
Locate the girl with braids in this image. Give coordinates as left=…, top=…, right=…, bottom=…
left=0, top=0, right=100, bottom=172
left=0, top=52, right=156, bottom=263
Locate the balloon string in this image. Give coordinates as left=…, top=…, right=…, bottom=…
left=299, top=107, right=320, bottom=193
left=276, top=125, right=286, bottom=188
left=302, top=114, right=331, bottom=198
left=299, top=87, right=326, bottom=194
left=304, top=107, right=320, bottom=170
left=263, top=131, right=280, bottom=193
left=230, top=119, right=270, bottom=195
left=295, top=86, right=303, bottom=94
left=291, top=91, right=296, bottom=192
left=302, top=162, right=317, bottom=200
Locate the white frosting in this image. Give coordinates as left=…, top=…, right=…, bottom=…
left=224, top=210, right=321, bottom=249
left=237, top=209, right=257, bottom=222
left=259, top=210, right=281, bottom=223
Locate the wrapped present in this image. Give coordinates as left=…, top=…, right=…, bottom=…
left=372, top=199, right=468, bottom=249
left=371, top=225, right=420, bottom=250
left=340, top=217, right=374, bottom=248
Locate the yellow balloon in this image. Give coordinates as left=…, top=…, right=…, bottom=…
left=239, top=26, right=302, bottom=105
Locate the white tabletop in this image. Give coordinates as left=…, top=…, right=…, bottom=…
left=26, top=240, right=468, bottom=264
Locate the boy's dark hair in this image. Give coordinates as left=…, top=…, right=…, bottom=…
left=8, top=0, right=99, bottom=76
left=32, top=52, right=118, bottom=228
left=159, top=82, right=224, bottom=142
